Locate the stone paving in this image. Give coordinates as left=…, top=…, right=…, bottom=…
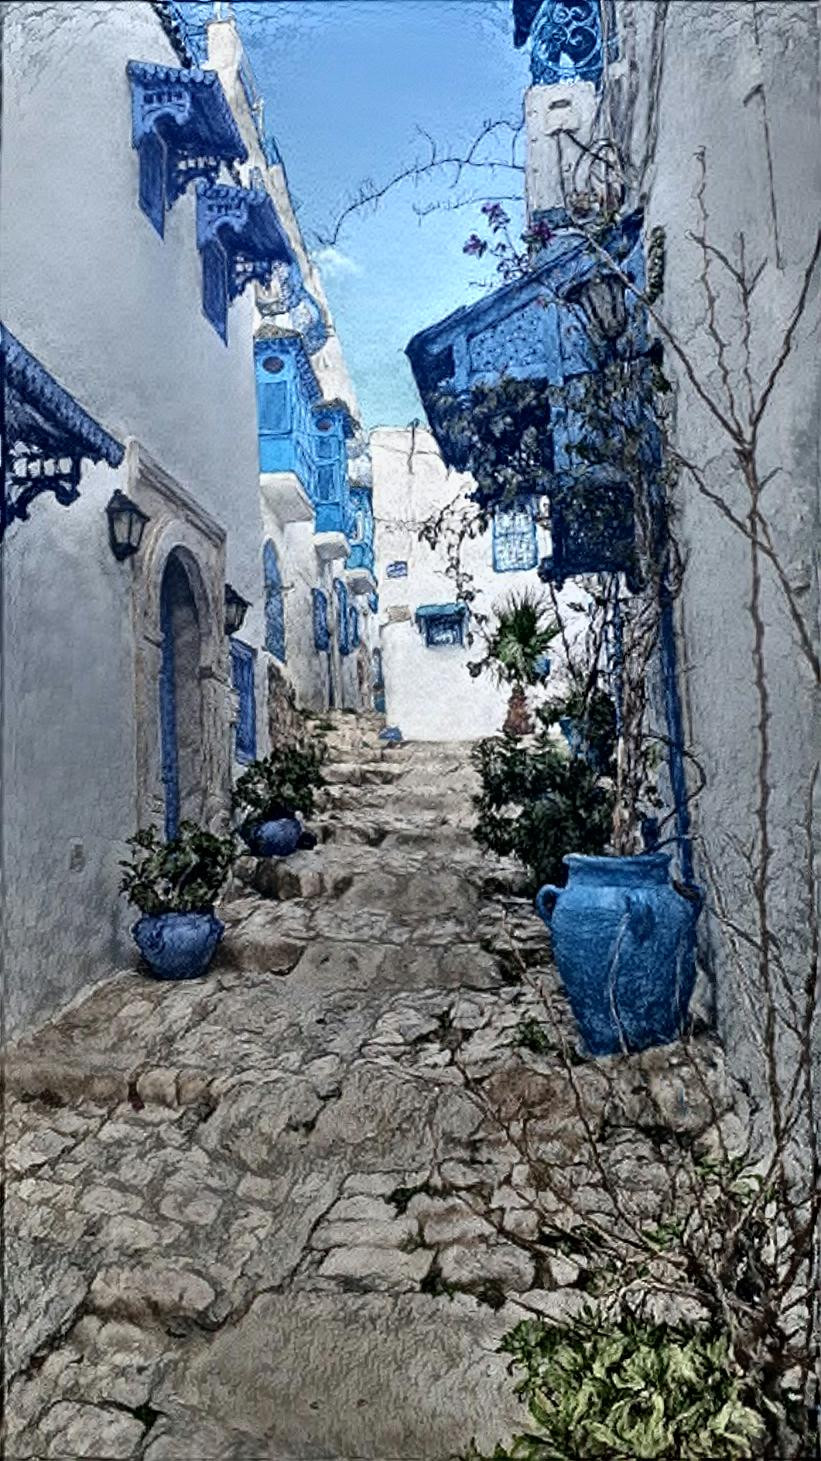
left=3, top=714, right=744, bottom=1460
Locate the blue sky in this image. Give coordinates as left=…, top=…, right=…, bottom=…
left=185, top=1, right=529, bottom=426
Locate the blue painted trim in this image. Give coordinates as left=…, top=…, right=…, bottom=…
left=659, top=592, right=694, bottom=885
left=229, top=638, right=257, bottom=764
left=254, top=333, right=321, bottom=404
left=312, top=587, right=330, bottom=652
left=1, top=325, right=124, bottom=538
left=159, top=572, right=180, bottom=842
left=334, top=577, right=351, bottom=655
left=263, top=540, right=286, bottom=663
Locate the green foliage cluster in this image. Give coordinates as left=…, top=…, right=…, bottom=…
left=232, top=741, right=327, bottom=823
left=484, top=591, right=560, bottom=690
left=467, top=1312, right=765, bottom=1461
left=472, top=732, right=614, bottom=891
left=120, top=823, right=235, bottom=915
left=537, top=685, right=618, bottom=776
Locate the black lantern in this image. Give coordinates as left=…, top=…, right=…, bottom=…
left=224, top=583, right=251, bottom=635
left=105, top=490, right=150, bottom=561
left=573, top=270, right=628, bottom=343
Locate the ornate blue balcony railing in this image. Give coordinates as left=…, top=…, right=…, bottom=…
left=197, top=182, right=293, bottom=341
left=1, top=325, right=124, bottom=541
left=127, top=62, right=246, bottom=237
left=512, top=0, right=618, bottom=88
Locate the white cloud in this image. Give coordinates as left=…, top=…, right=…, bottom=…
left=314, top=246, right=363, bottom=279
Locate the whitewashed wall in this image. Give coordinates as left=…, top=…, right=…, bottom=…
left=0, top=2, right=263, bottom=1030
left=371, top=427, right=583, bottom=742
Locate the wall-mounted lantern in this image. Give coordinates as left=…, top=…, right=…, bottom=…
left=224, top=582, right=251, bottom=635
left=105, top=490, right=150, bottom=561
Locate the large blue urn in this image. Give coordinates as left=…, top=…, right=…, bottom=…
left=535, top=853, right=701, bottom=1055
left=240, top=816, right=302, bottom=858
left=133, top=911, right=225, bottom=981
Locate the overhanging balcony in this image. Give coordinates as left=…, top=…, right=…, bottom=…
left=344, top=540, right=376, bottom=595
left=259, top=435, right=316, bottom=525
left=313, top=500, right=349, bottom=562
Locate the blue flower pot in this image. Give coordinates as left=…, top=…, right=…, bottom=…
left=132, top=911, right=225, bottom=981
left=535, top=853, right=702, bottom=1056
left=241, top=816, right=302, bottom=858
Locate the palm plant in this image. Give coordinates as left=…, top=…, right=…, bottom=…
left=486, top=590, right=560, bottom=736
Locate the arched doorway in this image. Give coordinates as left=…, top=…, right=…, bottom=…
left=159, top=552, right=203, bottom=839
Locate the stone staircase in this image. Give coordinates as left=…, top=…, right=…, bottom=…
left=4, top=712, right=740, bottom=1461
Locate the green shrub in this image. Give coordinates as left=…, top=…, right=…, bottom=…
left=120, top=823, right=235, bottom=915
left=233, top=742, right=326, bottom=823
left=472, top=734, right=613, bottom=890
left=467, top=1312, right=765, bottom=1460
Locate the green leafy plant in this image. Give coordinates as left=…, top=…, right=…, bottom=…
left=537, top=684, right=618, bottom=777
left=232, top=742, right=327, bottom=823
left=467, top=1312, right=766, bottom=1460
left=120, top=823, right=235, bottom=915
left=472, top=733, right=614, bottom=890
left=486, top=591, right=560, bottom=691
left=514, top=1017, right=552, bottom=1055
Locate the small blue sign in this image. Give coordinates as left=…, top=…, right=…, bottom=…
left=386, top=560, right=408, bottom=579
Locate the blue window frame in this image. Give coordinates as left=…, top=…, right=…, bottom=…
left=202, top=239, right=228, bottom=343
left=334, top=577, right=350, bottom=655
left=258, top=378, right=291, bottom=434
left=492, top=497, right=538, bottom=573
left=230, top=639, right=257, bottom=763
left=312, top=587, right=330, bottom=652
left=263, top=539, right=286, bottom=662
left=415, top=602, right=468, bottom=648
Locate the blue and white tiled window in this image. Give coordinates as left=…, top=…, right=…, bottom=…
left=229, top=639, right=257, bottom=764
left=492, top=498, right=538, bottom=573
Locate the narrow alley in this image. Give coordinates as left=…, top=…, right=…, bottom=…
left=6, top=714, right=739, bottom=1460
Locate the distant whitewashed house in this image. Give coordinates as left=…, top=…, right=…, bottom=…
left=0, top=0, right=374, bottom=1031
left=372, top=426, right=587, bottom=742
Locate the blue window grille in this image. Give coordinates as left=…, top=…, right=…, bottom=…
left=386, top=561, right=408, bottom=579
left=138, top=130, right=167, bottom=235
left=334, top=577, right=351, bottom=655
left=263, top=540, right=286, bottom=662
left=415, top=602, right=468, bottom=648
left=312, top=587, right=330, bottom=652
left=230, top=639, right=257, bottom=763
left=202, top=239, right=228, bottom=343
left=519, top=0, right=618, bottom=88
left=492, top=498, right=538, bottom=573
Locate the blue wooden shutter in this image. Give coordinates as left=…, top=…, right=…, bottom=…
left=259, top=380, right=290, bottom=435
left=202, top=239, right=228, bottom=342
left=230, top=639, right=257, bottom=763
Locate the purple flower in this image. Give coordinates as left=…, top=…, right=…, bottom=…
left=463, top=234, right=488, bottom=257
left=481, top=201, right=510, bottom=231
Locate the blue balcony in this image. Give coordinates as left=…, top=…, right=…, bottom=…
left=255, top=332, right=320, bottom=524
left=405, top=211, right=648, bottom=585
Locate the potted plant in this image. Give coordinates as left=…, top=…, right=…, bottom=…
left=120, top=822, right=235, bottom=980
left=233, top=742, right=326, bottom=857
left=484, top=590, right=560, bottom=737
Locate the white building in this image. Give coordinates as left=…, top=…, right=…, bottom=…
left=372, top=425, right=583, bottom=742
left=0, top=0, right=374, bottom=1032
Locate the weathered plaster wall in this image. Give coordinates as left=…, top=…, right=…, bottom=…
left=372, top=427, right=582, bottom=742
left=611, top=2, right=820, bottom=1110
